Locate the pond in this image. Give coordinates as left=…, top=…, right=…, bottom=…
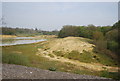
left=0, top=37, right=46, bottom=46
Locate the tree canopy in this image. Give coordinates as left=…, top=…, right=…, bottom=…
left=58, top=21, right=119, bottom=57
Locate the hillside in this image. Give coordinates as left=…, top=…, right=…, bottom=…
left=36, top=37, right=119, bottom=72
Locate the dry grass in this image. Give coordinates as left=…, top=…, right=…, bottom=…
left=0, top=35, right=17, bottom=38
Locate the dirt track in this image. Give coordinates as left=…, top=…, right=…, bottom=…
left=2, top=64, right=108, bottom=79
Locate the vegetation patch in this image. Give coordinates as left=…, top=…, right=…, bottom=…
left=64, top=50, right=96, bottom=63
left=100, top=71, right=120, bottom=80
left=2, top=53, right=30, bottom=66
left=51, top=49, right=118, bottom=67
left=48, top=54, right=54, bottom=58
left=95, top=53, right=119, bottom=67
left=53, top=51, right=65, bottom=57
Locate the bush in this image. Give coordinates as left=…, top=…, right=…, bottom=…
left=105, top=29, right=118, bottom=42
left=48, top=67, right=56, bottom=71
left=107, top=41, right=118, bottom=52
left=48, top=54, right=54, bottom=58
left=100, top=71, right=120, bottom=80
left=53, top=51, right=65, bottom=57
left=2, top=53, right=30, bottom=66
left=66, top=50, right=80, bottom=60
left=93, top=31, right=104, bottom=41
left=95, top=40, right=107, bottom=51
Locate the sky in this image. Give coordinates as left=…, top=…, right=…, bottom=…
left=118, top=1, right=120, bottom=20
left=1, top=2, right=118, bottom=31
left=0, top=2, right=2, bottom=26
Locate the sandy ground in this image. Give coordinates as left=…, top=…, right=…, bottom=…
left=46, top=37, right=94, bottom=53
left=0, top=35, right=17, bottom=38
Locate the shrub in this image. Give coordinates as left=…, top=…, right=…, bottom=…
left=48, top=67, right=56, bottom=71
left=93, top=31, right=104, bottom=41
left=53, top=51, right=65, bottom=57
left=100, top=71, right=120, bottom=80
left=107, top=41, right=118, bottom=52
left=66, top=50, right=80, bottom=60
left=105, top=29, right=118, bottom=42
left=48, top=54, right=54, bottom=58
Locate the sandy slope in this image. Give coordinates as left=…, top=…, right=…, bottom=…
left=36, top=37, right=119, bottom=72
left=47, top=37, right=94, bottom=53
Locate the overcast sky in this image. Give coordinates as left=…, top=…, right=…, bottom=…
left=0, top=2, right=2, bottom=26
left=1, top=2, right=118, bottom=31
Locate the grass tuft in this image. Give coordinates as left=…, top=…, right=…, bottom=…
left=48, top=54, right=54, bottom=58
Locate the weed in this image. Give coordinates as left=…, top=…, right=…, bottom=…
left=102, top=66, right=107, bottom=70
left=48, top=54, right=54, bottom=58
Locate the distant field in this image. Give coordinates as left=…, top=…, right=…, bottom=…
left=0, top=35, right=17, bottom=38
left=2, top=35, right=120, bottom=79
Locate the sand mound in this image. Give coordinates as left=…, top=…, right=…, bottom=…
left=47, top=37, right=94, bottom=53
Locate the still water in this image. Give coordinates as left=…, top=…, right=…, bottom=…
left=0, top=37, right=46, bottom=46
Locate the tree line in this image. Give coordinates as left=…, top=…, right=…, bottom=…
left=58, top=21, right=119, bottom=58
left=0, top=27, right=59, bottom=36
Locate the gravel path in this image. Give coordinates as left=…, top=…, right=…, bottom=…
left=2, top=64, right=109, bottom=79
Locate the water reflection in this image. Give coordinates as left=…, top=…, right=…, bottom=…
left=0, top=37, right=46, bottom=46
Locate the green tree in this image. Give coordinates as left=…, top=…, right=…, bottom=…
left=58, top=25, right=79, bottom=38
left=107, top=41, right=118, bottom=52
left=93, top=31, right=104, bottom=41
left=105, top=29, right=118, bottom=42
